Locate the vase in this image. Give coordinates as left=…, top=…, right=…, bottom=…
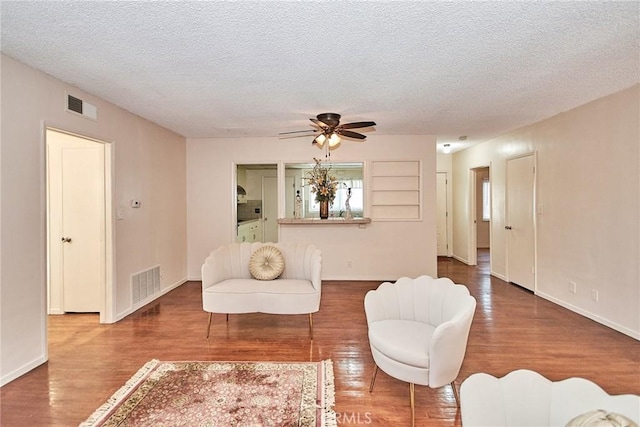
left=319, top=200, right=329, bottom=219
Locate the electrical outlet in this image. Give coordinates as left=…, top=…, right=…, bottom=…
left=591, top=290, right=599, bottom=302
left=347, top=260, right=352, bottom=268
left=568, top=281, right=577, bottom=294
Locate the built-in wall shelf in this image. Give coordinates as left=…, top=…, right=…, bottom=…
left=370, top=160, right=421, bottom=220
left=277, top=218, right=371, bottom=226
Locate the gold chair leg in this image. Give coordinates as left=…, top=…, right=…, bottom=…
left=368, top=364, right=379, bottom=392
left=410, top=383, right=415, bottom=427
left=308, top=313, right=314, bottom=340
left=451, top=381, right=460, bottom=407
left=206, top=313, right=212, bottom=339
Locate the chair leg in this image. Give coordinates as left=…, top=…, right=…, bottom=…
left=308, top=313, right=314, bottom=340
left=409, top=383, right=415, bottom=427
left=226, top=313, right=229, bottom=322
left=368, top=364, right=379, bottom=393
left=206, top=313, right=212, bottom=339
left=451, top=381, right=460, bottom=407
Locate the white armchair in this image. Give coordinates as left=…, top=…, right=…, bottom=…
left=460, top=369, right=640, bottom=426
left=364, top=275, right=477, bottom=427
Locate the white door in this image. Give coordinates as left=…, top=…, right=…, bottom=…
left=436, top=172, right=448, bottom=256
left=506, top=154, right=535, bottom=291
left=48, top=130, right=105, bottom=313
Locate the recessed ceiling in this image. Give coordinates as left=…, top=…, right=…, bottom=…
left=1, top=1, right=638, bottom=153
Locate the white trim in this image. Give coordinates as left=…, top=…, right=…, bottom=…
left=0, top=355, right=48, bottom=387
left=537, top=291, right=640, bottom=341
left=490, top=271, right=508, bottom=281
left=452, top=254, right=471, bottom=265
left=114, top=278, right=187, bottom=322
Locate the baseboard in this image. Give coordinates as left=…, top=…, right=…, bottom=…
left=452, top=254, right=470, bottom=265
left=115, top=277, right=188, bottom=322
left=536, top=291, right=640, bottom=341
left=321, top=275, right=401, bottom=282
left=1, top=355, right=47, bottom=387
left=491, top=271, right=507, bottom=281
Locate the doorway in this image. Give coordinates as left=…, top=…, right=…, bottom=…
left=475, top=167, right=491, bottom=253
left=46, top=128, right=112, bottom=322
left=436, top=172, right=449, bottom=256
left=468, top=166, right=491, bottom=266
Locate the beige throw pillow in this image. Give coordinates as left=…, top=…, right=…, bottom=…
left=249, top=245, right=285, bottom=280
left=566, top=410, right=638, bottom=427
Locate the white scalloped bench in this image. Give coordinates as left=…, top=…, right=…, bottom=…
left=201, top=242, right=322, bottom=339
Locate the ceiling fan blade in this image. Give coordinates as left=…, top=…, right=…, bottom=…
left=279, top=129, right=316, bottom=135
left=339, top=121, right=376, bottom=129
left=310, top=118, right=330, bottom=129
left=338, top=130, right=367, bottom=139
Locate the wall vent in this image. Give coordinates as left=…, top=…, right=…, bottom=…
left=66, top=93, right=97, bottom=120
left=131, top=265, right=161, bottom=305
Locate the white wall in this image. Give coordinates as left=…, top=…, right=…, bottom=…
left=0, top=55, right=188, bottom=385
left=452, top=84, right=640, bottom=339
left=187, top=135, right=437, bottom=281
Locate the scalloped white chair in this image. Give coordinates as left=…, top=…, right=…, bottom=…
left=364, top=275, right=477, bottom=427
left=460, top=369, right=640, bottom=426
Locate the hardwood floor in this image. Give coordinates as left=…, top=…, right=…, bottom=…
left=2, top=250, right=639, bottom=426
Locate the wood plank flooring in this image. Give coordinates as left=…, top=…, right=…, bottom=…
left=2, top=250, right=639, bottom=426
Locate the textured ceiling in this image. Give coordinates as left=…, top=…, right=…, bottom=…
left=1, top=1, right=638, bottom=152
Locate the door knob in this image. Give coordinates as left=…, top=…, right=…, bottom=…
left=505, top=226, right=512, bottom=230
left=61, top=237, right=72, bottom=243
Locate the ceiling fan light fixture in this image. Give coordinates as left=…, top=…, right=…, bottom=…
left=328, top=133, right=341, bottom=147
left=313, top=134, right=327, bottom=148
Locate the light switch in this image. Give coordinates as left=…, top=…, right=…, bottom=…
left=117, top=208, right=124, bottom=220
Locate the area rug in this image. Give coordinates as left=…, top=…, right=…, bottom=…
left=80, top=359, right=336, bottom=427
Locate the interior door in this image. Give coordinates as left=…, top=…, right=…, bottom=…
left=506, top=154, right=535, bottom=291
left=436, top=172, right=448, bottom=256
left=263, top=176, right=278, bottom=243
left=60, top=143, right=105, bottom=312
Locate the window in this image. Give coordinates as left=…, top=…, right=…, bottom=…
left=482, top=178, right=491, bottom=221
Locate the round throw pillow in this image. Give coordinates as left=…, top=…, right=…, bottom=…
left=249, top=245, right=285, bottom=280
left=565, top=410, right=638, bottom=427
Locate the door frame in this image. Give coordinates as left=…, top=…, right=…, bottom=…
left=505, top=152, right=537, bottom=291
left=467, top=165, right=492, bottom=266
left=45, top=126, right=114, bottom=324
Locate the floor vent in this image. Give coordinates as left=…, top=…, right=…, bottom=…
left=66, top=93, right=97, bottom=120
left=131, top=265, right=161, bottom=305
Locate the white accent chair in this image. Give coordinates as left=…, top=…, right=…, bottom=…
left=364, top=275, right=477, bottom=427
left=201, top=242, right=322, bottom=338
left=460, top=369, right=640, bottom=426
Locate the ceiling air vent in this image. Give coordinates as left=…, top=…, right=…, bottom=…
left=66, top=94, right=97, bottom=120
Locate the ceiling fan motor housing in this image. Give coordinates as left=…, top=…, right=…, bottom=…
left=316, top=113, right=341, bottom=128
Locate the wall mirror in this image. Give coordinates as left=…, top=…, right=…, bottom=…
left=284, top=162, right=364, bottom=219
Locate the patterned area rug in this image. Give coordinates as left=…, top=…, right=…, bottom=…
left=81, top=359, right=336, bottom=427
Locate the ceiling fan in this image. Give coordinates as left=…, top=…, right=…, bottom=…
left=280, top=113, right=376, bottom=150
